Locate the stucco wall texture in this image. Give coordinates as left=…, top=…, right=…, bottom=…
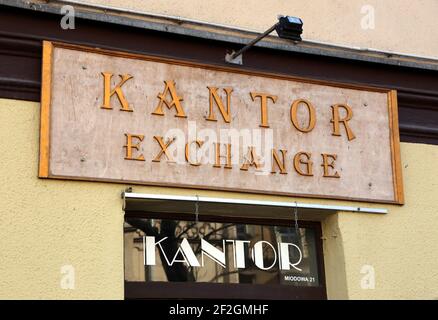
left=0, top=98, right=437, bottom=299
left=82, top=0, right=438, bottom=58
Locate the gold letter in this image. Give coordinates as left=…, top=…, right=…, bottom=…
left=101, top=72, right=133, bottom=111
left=293, top=152, right=313, bottom=176
left=271, top=149, right=287, bottom=174
left=331, top=104, right=356, bottom=141
left=213, top=143, right=232, bottom=169
left=290, top=99, right=316, bottom=132
left=240, top=147, right=262, bottom=171
left=250, top=92, right=278, bottom=128
left=152, top=136, right=175, bottom=162
left=123, top=134, right=145, bottom=161
left=152, top=80, right=186, bottom=118
left=321, top=153, right=340, bottom=178
left=206, top=87, right=233, bottom=123
left=185, top=140, right=204, bottom=166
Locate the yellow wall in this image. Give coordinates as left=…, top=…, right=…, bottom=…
left=81, top=0, right=438, bottom=58
left=334, top=141, right=438, bottom=299
left=0, top=98, right=437, bottom=299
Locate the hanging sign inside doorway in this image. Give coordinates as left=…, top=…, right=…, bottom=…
left=39, top=41, right=404, bottom=204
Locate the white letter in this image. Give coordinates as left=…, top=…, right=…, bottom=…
left=201, top=238, right=226, bottom=267
left=144, top=236, right=168, bottom=266
left=252, top=241, right=277, bottom=270
left=279, top=243, right=302, bottom=271
left=180, top=238, right=200, bottom=267
left=235, top=240, right=250, bottom=268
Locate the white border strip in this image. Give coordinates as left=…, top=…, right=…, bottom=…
left=123, top=192, right=387, bottom=214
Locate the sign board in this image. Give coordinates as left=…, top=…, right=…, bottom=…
left=39, top=41, right=404, bottom=204
left=124, top=217, right=322, bottom=287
